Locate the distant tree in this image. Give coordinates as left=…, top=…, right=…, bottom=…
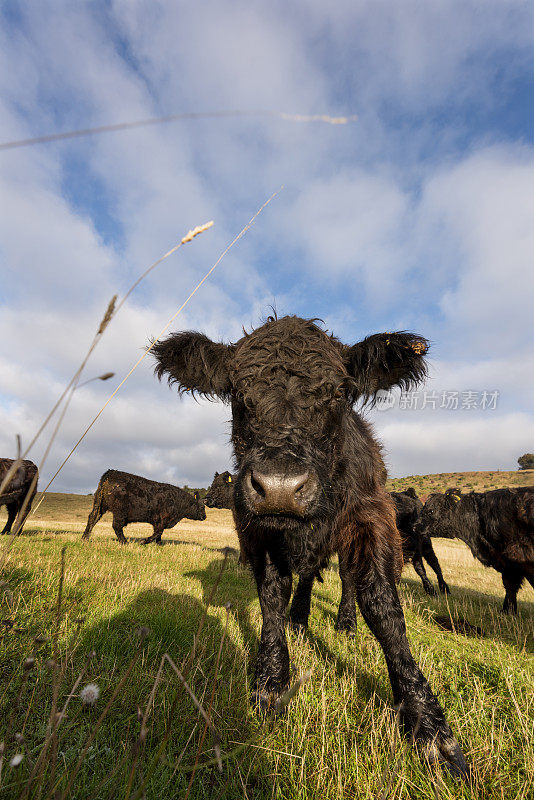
left=518, top=454, right=534, bottom=470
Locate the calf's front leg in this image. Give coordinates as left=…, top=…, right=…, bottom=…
left=411, top=548, right=437, bottom=596
left=251, top=548, right=292, bottom=711
left=354, top=523, right=468, bottom=778
left=421, top=539, right=450, bottom=594
left=142, top=524, right=165, bottom=545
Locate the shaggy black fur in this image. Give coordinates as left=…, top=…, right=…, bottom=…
left=418, top=486, right=534, bottom=613
left=287, top=488, right=448, bottom=640
left=204, top=471, right=235, bottom=509
left=0, top=458, right=38, bottom=535
left=392, top=488, right=449, bottom=596
left=153, top=315, right=467, bottom=776
left=82, top=469, right=206, bottom=544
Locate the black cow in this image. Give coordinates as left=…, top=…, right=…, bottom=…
left=392, top=488, right=449, bottom=596
left=152, top=315, right=467, bottom=775
left=418, top=487, right=534, bottom=613
left=82, top=469, right=206, bottom=544
left=0, top=458, right=38, bottom=535
left=204, top=471, right=235, bottom=509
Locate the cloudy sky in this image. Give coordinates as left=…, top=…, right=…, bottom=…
left=1, top=1, right=533, bottom=493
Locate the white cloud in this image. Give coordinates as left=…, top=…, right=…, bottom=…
left=420, top=146, right=534, bottom=356
left=0, top=2, right=532, bottom=492
left=377, top=412, right=534, bottom=477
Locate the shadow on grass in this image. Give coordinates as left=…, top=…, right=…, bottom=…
left=188, top=557, right=394, bottom=713
left=76, top=586, right=268, bottom=799
left=185, top=557, right=259, bottom=665
left=401, top=576, right=534, bottom=653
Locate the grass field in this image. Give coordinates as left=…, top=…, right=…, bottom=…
left=1, top=476, right=533, bottom=799
left=386, top=469, right=533, bottom=497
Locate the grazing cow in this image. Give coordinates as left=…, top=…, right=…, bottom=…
left=152, top=315, right=467, bottom=775
left=0, top=458, right=38, bottom=535
left=82, top=469, right=206, bottom=544
left=392, top=488, right=449, bottom=596
left=204, top=471, right=235, bottom=509
left=418, top=487, right=534, bottom=613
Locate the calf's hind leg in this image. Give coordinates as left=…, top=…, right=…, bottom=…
left=82, top=497, right=105, bottom=540
left=354, top=519, right=468, bottom=777
left=335, top=549, right=358, bottom=635
left=1, top=502, right=18, bottom=534
left=289, top=574, right=314, bottom=634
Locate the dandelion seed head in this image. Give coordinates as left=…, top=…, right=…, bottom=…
left=80, top=683, right=100, bottom=705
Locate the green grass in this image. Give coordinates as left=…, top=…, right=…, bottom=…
left=0, top=504, right=533, bottom=799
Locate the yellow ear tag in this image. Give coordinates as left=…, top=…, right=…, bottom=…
left=411, top=341, right=427, bottom=355
left=452, top=494, right=461, bottom=502
left=228, top=476, right=232, bottom=482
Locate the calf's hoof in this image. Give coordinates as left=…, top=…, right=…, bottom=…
left=502, top=605, right=517, bottom=615
left=424, top=737, right=470, bottom=781
left=423, top=584, right=437, bottom=597
left=250, top=686, right=287, bottom=716
left=335, top=617, right=357, bottom=638
left=288, top=619, right=307, bottom=636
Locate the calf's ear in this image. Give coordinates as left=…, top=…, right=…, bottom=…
left=152, top=332, right=233, bottom=401
left=345, top=332, right=429, bottom=400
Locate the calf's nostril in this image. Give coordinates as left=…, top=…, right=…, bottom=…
left=294, top=473, right=309, bottom=495
left=250, top=472, right=266, bottom=497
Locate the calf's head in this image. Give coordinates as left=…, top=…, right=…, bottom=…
left=153, top=316, right=428, bottom=526
left=418, top=489, right=463, bottom=538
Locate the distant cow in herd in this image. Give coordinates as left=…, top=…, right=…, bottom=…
left=153, top=314, right=468, bottom=776
left=82, top=469, right=206, bottom=544
left=417, top=486, right=534, bottom=613
left=204, top=471, right=234, bottom=509
left=0, top=458, right=38, bottom=535
left=391, top=488, right=449, bottom=596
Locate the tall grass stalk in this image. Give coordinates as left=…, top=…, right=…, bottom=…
left=31, top=189, right=280, bottom=503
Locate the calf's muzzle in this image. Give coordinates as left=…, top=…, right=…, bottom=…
left=243, top=466, right=318, bottom=516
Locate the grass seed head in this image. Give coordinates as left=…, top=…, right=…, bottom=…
left=80, top=683, right=100, bottom=706
left=97, top=295, right=118, bottom=335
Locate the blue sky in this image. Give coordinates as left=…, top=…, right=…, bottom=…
left=1, top=1, right=533, bottom=492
